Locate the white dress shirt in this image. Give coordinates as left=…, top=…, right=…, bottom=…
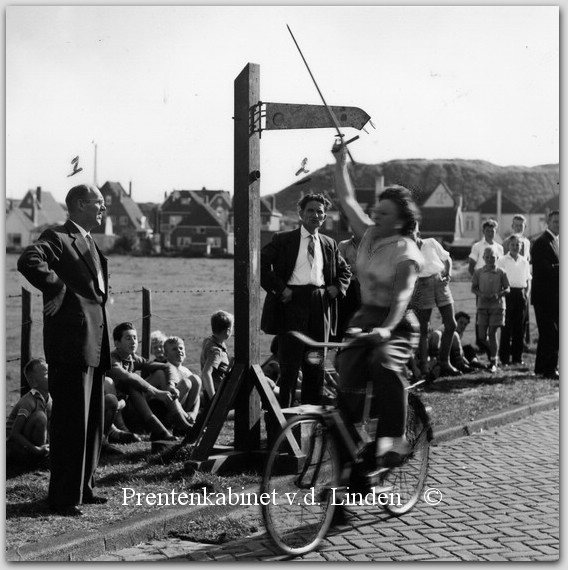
left=497, top=253, right=531, bottom=288
left=287, top=226, right=325, bottom=286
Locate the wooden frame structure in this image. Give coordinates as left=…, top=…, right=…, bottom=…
left=185, top=63, right=370, bottom=474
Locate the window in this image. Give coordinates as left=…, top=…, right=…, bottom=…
left=169, top=215, right=182, bottom=227
left=465, top=217, right=474, bottom=231
left=195, top=226, right=206, bottom=234
left=105, top=195, right=112, bottom=206
left=8, top=233, right=21, bottom=247
left=181, top=197, right=191, bottom=206
left=207, top=237, right=221, bottom=247
left=120, top=216, right=128, bottom=226
left=177, top=236, right=192, bottom=246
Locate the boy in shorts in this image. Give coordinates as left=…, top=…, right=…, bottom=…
left=472, top=248, right=510, bottom=372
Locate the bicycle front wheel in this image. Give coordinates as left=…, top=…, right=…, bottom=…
left=380, top=392, right=430, bottom=516
left=261, top=414, right=340, bottom=556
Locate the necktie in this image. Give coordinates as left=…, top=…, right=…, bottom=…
left=307, top=234, right=315, bottom=266
left=85, top=234, right=105, bottom=293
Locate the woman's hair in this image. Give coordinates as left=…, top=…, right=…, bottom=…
left=378, top=185, right=421, bottom=236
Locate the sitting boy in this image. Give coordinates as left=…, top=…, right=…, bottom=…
left=200, top=311, right=234, bottom=407
left=6, top=358, right=51, bottom=466
left=149, top=330, right=168, bottom=363
left=106, top=322, right=194, bottom=440
left=147, top=336, right=202, bottom=426
left=428, top=311, right=482, bottom=375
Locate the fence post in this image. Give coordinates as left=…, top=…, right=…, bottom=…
left=20, top=288, right=32, bottom=397
left=142, top=288, right=151, bottom=359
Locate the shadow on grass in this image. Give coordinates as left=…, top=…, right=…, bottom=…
left=6, top=499, right=51, bottom=519
left=421, top=366, right=534, bottom=394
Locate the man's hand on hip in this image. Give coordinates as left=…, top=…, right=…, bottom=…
left=44, top=286, right=66, bottom=317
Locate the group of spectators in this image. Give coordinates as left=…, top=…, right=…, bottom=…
left=8, top=310, right=236, bottom=466
left=9, top=182, right=241, bottom=516
left=8, top=172, right=559, bottom=515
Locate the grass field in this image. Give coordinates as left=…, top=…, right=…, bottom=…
left=5, top=253, right=539, bottom=415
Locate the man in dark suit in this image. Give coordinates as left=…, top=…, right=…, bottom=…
left=261, top=193, right=351, bottom=408
left=18, top=184, right=111, bottom=516
left=531, top=210, right=559, bottom=380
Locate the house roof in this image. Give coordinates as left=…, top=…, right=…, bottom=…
left=100, top=181, right=146, bottom=230
left=478, top=194, right=524, bottom=214
left=17, top=189, right=67, bottom=226
left=7, top=207, right=36, bottom=230
left=162, top=189, right=231, bottom=212
left=415, top=181, right=455, bottom=207
left=531, top=194, right=559, bottom=213
left=260, top=197, right=282, bottom=216
left=419, top=207, right=458, bottom=234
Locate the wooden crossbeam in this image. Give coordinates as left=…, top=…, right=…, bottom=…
left=189, top=362, right=245, bottom=461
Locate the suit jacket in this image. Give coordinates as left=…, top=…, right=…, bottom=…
left=18, top=220, right=111, bottom=369
left=530, top=230, right=559, bottom=310
left=260, top=228, right=351, bottom=335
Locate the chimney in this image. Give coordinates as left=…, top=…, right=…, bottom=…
left=36, top=186, right=42, bottom=205
left=271, top=195, right=276, bottom=211
left=201, top=186, right=208, bottom=204
left=375, top=174, right=384, bottom=203
left=129, top=181, right=132, bottom=197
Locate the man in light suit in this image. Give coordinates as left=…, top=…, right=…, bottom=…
left=18, top=184, right=111, bottom=516
left=261, top=193, right=351, bottom=408
left=531, top=210, right=559, bottom=380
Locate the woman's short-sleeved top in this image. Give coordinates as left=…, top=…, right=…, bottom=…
left=356, top=228, right=424, bottom=307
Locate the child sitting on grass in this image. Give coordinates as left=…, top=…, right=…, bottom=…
left=6, top=358, right=51, bottom=467
left=200, top=310, right=235, bottom=407
left=472, top=248, right=510, bottom=373
left=106, top=322, right=194, bottom=441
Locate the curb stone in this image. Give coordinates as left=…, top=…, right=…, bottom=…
left=432, top=394, right=559, bottom=444
left=6, top=394, right=559, bottom=562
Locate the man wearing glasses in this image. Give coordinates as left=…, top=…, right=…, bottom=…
left=18, top=184, right=111, bottom=516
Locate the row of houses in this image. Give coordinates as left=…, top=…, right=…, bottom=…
left=6, top=178, right=559, bottom=255
left=5, top=183, right=282, bottom=255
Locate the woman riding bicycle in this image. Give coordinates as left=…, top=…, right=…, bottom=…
left=332, top=141, right=424, bottom=468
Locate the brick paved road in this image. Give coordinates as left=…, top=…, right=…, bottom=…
left=92, top=408, right=559, bottom=562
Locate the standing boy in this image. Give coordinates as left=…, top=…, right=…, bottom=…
left=6, top=359, right=51, bottom=466
left=497, top=235, right=531, bottom=365
left=472, top=248, right=510, bottom=372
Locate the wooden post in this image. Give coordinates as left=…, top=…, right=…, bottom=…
left=20, top=288, right=32, bottom=397
left=141, top=288, right=151, bottom=359
left=233, top=63, right=262, bottom=451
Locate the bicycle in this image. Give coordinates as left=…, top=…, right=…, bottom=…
left=261, top=330, right=433, bottom=556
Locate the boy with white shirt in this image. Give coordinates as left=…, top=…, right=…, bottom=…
left=497, top=235, right=531, bottom=365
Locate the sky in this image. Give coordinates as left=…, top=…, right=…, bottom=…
left=5, top=3, right=560, bottom=206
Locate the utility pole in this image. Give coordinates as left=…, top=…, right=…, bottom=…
left=92, top=141, right=98, bottom=187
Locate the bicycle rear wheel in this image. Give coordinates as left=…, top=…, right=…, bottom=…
left=261, top=414, right=340, bottom=556
left=380, top=392, right=430, bottom=516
